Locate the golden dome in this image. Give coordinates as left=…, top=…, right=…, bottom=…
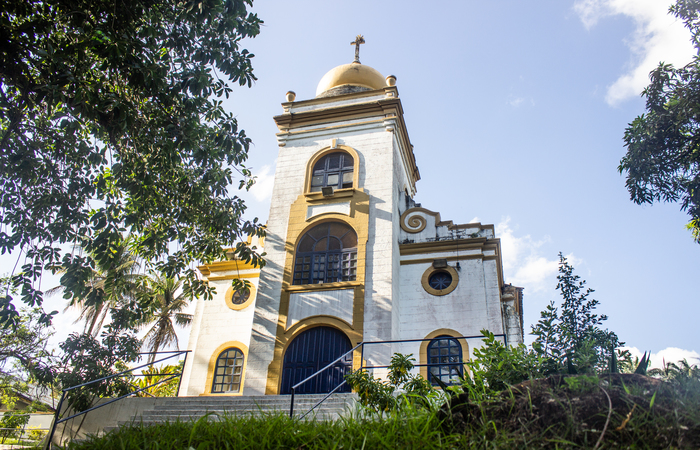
left=315, top=62, right=386, bottom=97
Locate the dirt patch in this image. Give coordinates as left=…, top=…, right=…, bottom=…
left=439, top=374, right=700, bottom=448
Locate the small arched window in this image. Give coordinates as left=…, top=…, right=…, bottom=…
left=293, top=222, right=358, bottom=285
left=310, top=152, right=354, bottom=192
left=211, top=348, right=244, bottom=393
left=427, top=336, right=463, bottom=386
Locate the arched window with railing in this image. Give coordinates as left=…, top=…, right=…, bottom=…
left=293, top=222, right=358, bottom=285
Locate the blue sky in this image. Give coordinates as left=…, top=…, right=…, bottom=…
left=4, top=0, right=698, bottom=367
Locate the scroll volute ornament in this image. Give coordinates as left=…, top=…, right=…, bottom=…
left=400, top=209, right=427, bottom=233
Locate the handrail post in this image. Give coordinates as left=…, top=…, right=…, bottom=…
left=46, top=390, right=66, bottom=450
left=289, top=388, right=295, bottom=418
left=359, top=342, right=365, bottom=372
left=175, top=350, right=188, bottom=397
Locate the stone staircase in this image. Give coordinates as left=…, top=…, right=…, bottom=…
left=109, top=394, right=358, bottom=431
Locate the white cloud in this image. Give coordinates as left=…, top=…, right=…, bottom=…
left=507, top=96, right=535, bottom=108
left=496, top=217, right=559, bottom=293
left=623, top=346, right=700, bottom=370
left=574, top=0, right=695, bottom=106
left=249, top=164, right=275, bottom=202
left=509, top=97, right=526, bottom=107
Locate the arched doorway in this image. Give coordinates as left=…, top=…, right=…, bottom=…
left=281, top=326, right=352, bottom=394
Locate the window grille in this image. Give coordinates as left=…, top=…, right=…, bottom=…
left=293, top=222, right=358, bottom=285
left=211, top=348, right=244, bottom=393
left=310, top=152, right=354, bottom=192
left=427, top=336, right=463, bottom=386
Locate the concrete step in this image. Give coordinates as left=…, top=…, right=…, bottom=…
left=106, top=393, right=357, bottom=433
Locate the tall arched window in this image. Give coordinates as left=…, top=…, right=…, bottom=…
left=427, top=336, right=463, bottom=386
left=293, top=222, right=358, bottom=285
left=211, top=348, right=244, bottom=393
left=310, top=152, right=354, bottom=192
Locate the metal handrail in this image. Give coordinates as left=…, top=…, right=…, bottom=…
left=47, top=350, right=190, bottom=449
left=289, top=343, right=362, bottom=417
left=288, top=334, right=506, bottom=418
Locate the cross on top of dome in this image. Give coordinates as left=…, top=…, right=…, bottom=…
left=350, top=35, right=365, bottom=64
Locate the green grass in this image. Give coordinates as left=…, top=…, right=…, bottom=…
left=66, top=407, right=464, bottom=450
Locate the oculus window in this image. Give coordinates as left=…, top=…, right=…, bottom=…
left=428, top=271, right=452, bottom=290
left=211, top=348, right=244, bottom=393
left=427, top=336, right=463, bottom=386
left=310, top=152, right=354, bottom=192
left=421, top=265, right=459, bottom=296
left=293, top=222, right=358, bottom=285
left=230, top=288, right=250, bottom=305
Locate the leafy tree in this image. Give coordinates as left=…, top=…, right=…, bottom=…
left=464, top=329, right=545, bottom=395
left=137, top=273, right=193, bottom=362
left=0, top=412, right=30, bottom=444
left=531, top=253, right=622, bottom=373
left=0, top=0, right=265, bottom=331
left=0, top=300, right=56, bottom=409
left=129, top=362, right=183, bottom=397
left=57, top=327, right=140, bottom=414
left=619, top=0, right=700, bottom=243
left=50, top=239, right=143, bottom=337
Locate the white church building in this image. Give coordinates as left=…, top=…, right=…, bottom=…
left=179, top=44, right=524, bottom=397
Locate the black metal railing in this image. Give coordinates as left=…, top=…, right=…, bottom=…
left=288, top=334, right=506, bottom=419
left=47, top=350, right=190, bottom=449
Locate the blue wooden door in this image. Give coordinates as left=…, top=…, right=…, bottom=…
left=281, top=326, right=352, bottom=394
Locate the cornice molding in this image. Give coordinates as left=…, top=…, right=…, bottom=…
left=274, top=93, right=420, bottom=191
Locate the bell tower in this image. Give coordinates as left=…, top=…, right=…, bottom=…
left=243, top=40, right=420, bottom=395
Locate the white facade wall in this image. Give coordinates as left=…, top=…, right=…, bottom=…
left=180, top=273, right=259, bottom=396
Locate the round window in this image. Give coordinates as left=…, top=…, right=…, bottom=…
left=231, top=288, right=250, bottom=305
left=421, top=265, right=459, bottom=296
left=225, top=283, right=256, bottom=310
left=428, top=271, right=452, bottom=290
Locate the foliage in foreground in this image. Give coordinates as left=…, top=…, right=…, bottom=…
left=67, top=408, right=461, bottom=450
left=440, top=372, right=700, bottom=449
left=619, top=0, right=700, bottom=243
left=66, top=372, right=700, bottom=450
left=128, top=362, right=184, bottom=398
left=0, top=0, right=265, bottom=332
left=345, top=353, right=435, bottom=413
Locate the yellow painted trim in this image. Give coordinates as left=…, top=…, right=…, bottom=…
left=198, top=260, right=260, bottom=276
left=284, top=281, right=364, bottom=292
left=399, top=238, right=495, bottom=255
left=304, top=188, right=358, bottom=202
left=304, top=146, right=361, bottom=194
left=202, top=341, right=249, bottom=396
left=265, top=317, right=363, bottom=395
left=400, top=254, right=484, bottom=265
left=400, top=238, right=504, bottom=288
left=206, top=273, right=260, bottom=281
left=264, top=169, right=370, bottom=394
left=225, top=281, right=257, bottom=311
left=421, top=265, right=459, bottom=296
left=419, top=329, right=470, bottom=383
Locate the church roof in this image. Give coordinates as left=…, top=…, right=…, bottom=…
left=315, top=62, right=387, bottom=98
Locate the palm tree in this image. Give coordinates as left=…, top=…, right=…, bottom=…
left=138, top=273, right=193, bottom=363
left=49, top=239, right=142, bottom=336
